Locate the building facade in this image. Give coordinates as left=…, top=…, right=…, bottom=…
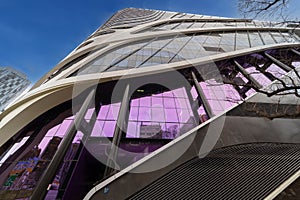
left=0, top=67, right=30, bottom=112
left=1, top=8, right=300, bottom=199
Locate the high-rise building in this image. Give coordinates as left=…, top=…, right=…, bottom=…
left=1, top=8, right=300, bottom=199
left=0, top=67, right=31, bottom=112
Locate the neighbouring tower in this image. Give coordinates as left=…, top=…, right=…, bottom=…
left=0, top=67, right=30, bottom=112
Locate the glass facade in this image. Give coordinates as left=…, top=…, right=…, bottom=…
left=1, top=8, right=300, bottom=200
left=0, top=67, right=31, bottom=112
left=71, top=30, right=299, bottom=77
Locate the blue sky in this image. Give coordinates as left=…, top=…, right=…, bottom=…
left=0, top=0, right=298, bottom=83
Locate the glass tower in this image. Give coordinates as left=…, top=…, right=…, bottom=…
left=0, top=67, right=30, bottom=112
left=1, top=8, right=300, bottom=200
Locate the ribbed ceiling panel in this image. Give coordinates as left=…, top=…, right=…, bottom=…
left=129, top=143, right=300, bottom=200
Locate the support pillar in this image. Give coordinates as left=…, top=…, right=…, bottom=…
left=104, top=84, right=131, bottom=177
left=233, top=60, right=263, bottom=89
left=264, top=52, right=292, bottom=72
left=191, top=72, right=214, bottom=118
left=31, top=88, right=96, bottom=200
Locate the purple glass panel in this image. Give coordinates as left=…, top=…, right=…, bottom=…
left=73, top=131, right=84, bottom=143
left=173, top=87, right=188, bottom=98
left=55, top=119, right=73, bottom=137
left=151, top=107, right=165, bottom=122
left=164, top=123, right=180, bottom=138
left=129, top=107, right=139, bottom=121
left=246, top=88, right=256, bottom=96
left=163, top=97, right=175, bottom=108
left=165, top=108, right=179, bottom=122
left=266, top=64, right=287, bottom=78
left=198, top=80, right=242, bottom=114
left=102, top=121, right=116, bottom=137
left=98, top=105, right=109, bottom=119
left=91, top=120, right=105, bottom=137
left=127, top=122, right=138, bottom=138
left=223, top=84, right=241, bottom=102
left=106, top=105, right=120, bottom=120
left=292, top=61, right=300, bottom=68
left=177, top=108, right=192, bottom=123
left=175, top=98, right=188, bottom=109
left=152, top=97, right=163, bottom=106
left=152, top=93, right=162, bottom=97
left=84, top=108, right=95, bottom=121
left=140, top=97, right=151, bottom=107
left=246, top=67, right=271, bottom=86
left=45, top=124, right=60, bottom=137
left=38, top=136, right=53, bottom=156
left=127, top=86, right=198, bottom=139
left=163, top=91, right=174, bottom=97
left=138, top=107, right=151, bottom=121
left=131, top=99, right=139, bottom=106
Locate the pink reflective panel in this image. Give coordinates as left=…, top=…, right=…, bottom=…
left=163, top=91, right=174, bottom=97
left=165, top=108, right=179, bottom=122
left=98, top=105, right=109, bottom=119
left=177, top=108, right=192, bottom=123
left=106, top=105, right=120, bottom=120
left=91, top=120, right=104, bottom=136
left=131, top=99, right=139, bottom=106
left=127, top=122, right=138, bottom=138
left=246, top=67, right=271, bottom=86
left=129, top=107, right=139, bottom=120
left=73, top=131, right=84, bottom=143
left=190, top=86, right=198, bottom=100
left=246, top=88, right=256, bottom=96
left=165, top=123, right=179, bottom=138
left=175, top=97, right=188, bottom=109
left=292, top=62, right=300, bottom=67
left=151, top=107, right=165, bottom=122
left=140, top=97, right=151, bottom=107
left=45, top=124, right=60, bottom=137
left=152, top=97, right=163, bottom=106
left=85, top=108, right=95, bottom=121
left=38, top=137, right=52, bottom=155
left=199, top=79, right=242, bottom=114
left=55, top=119, right=73, bottom=137
left=102, top=121, right=116, bottom=137
left=139, top=107, right=151, bottom=121
left=173, top=87, right=188, bottom=98
left=266, top=64, right=286, bottom=78
left=163, top=97, right=175, bottom=108
left=198, top=105, right=206, bottom=115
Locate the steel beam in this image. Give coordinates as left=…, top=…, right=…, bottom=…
left=264, top=52, right=292, bottom=72
left=31, top=88, right=96, bottom=200
left=191, top=71, right=214, bottom=118
left=233, top=60, right=263, bottom=89
left=104, top=84, right=131, bottom=177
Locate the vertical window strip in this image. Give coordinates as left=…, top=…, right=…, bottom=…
left=257, top=30, right=266, bottom=45
left=278, top=30, right=289, bottom=42
left=234, top=30, right=237, bottom=51
left=171, top=21, right=184, bottom=30
left=138, top=35, right=179, bottom=67
left=289, top=31, right=300, bottom=42
left=247, top=30, right=252, bottom=48
left=217, top=31, right=224, bottom=50
left=186, top=20, right=195, bottom=29
left=168, top=34, right=195, bottom=63
left=104, top=37, right=158, bottom=71
left=269, top=31, right=278, bottom=43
